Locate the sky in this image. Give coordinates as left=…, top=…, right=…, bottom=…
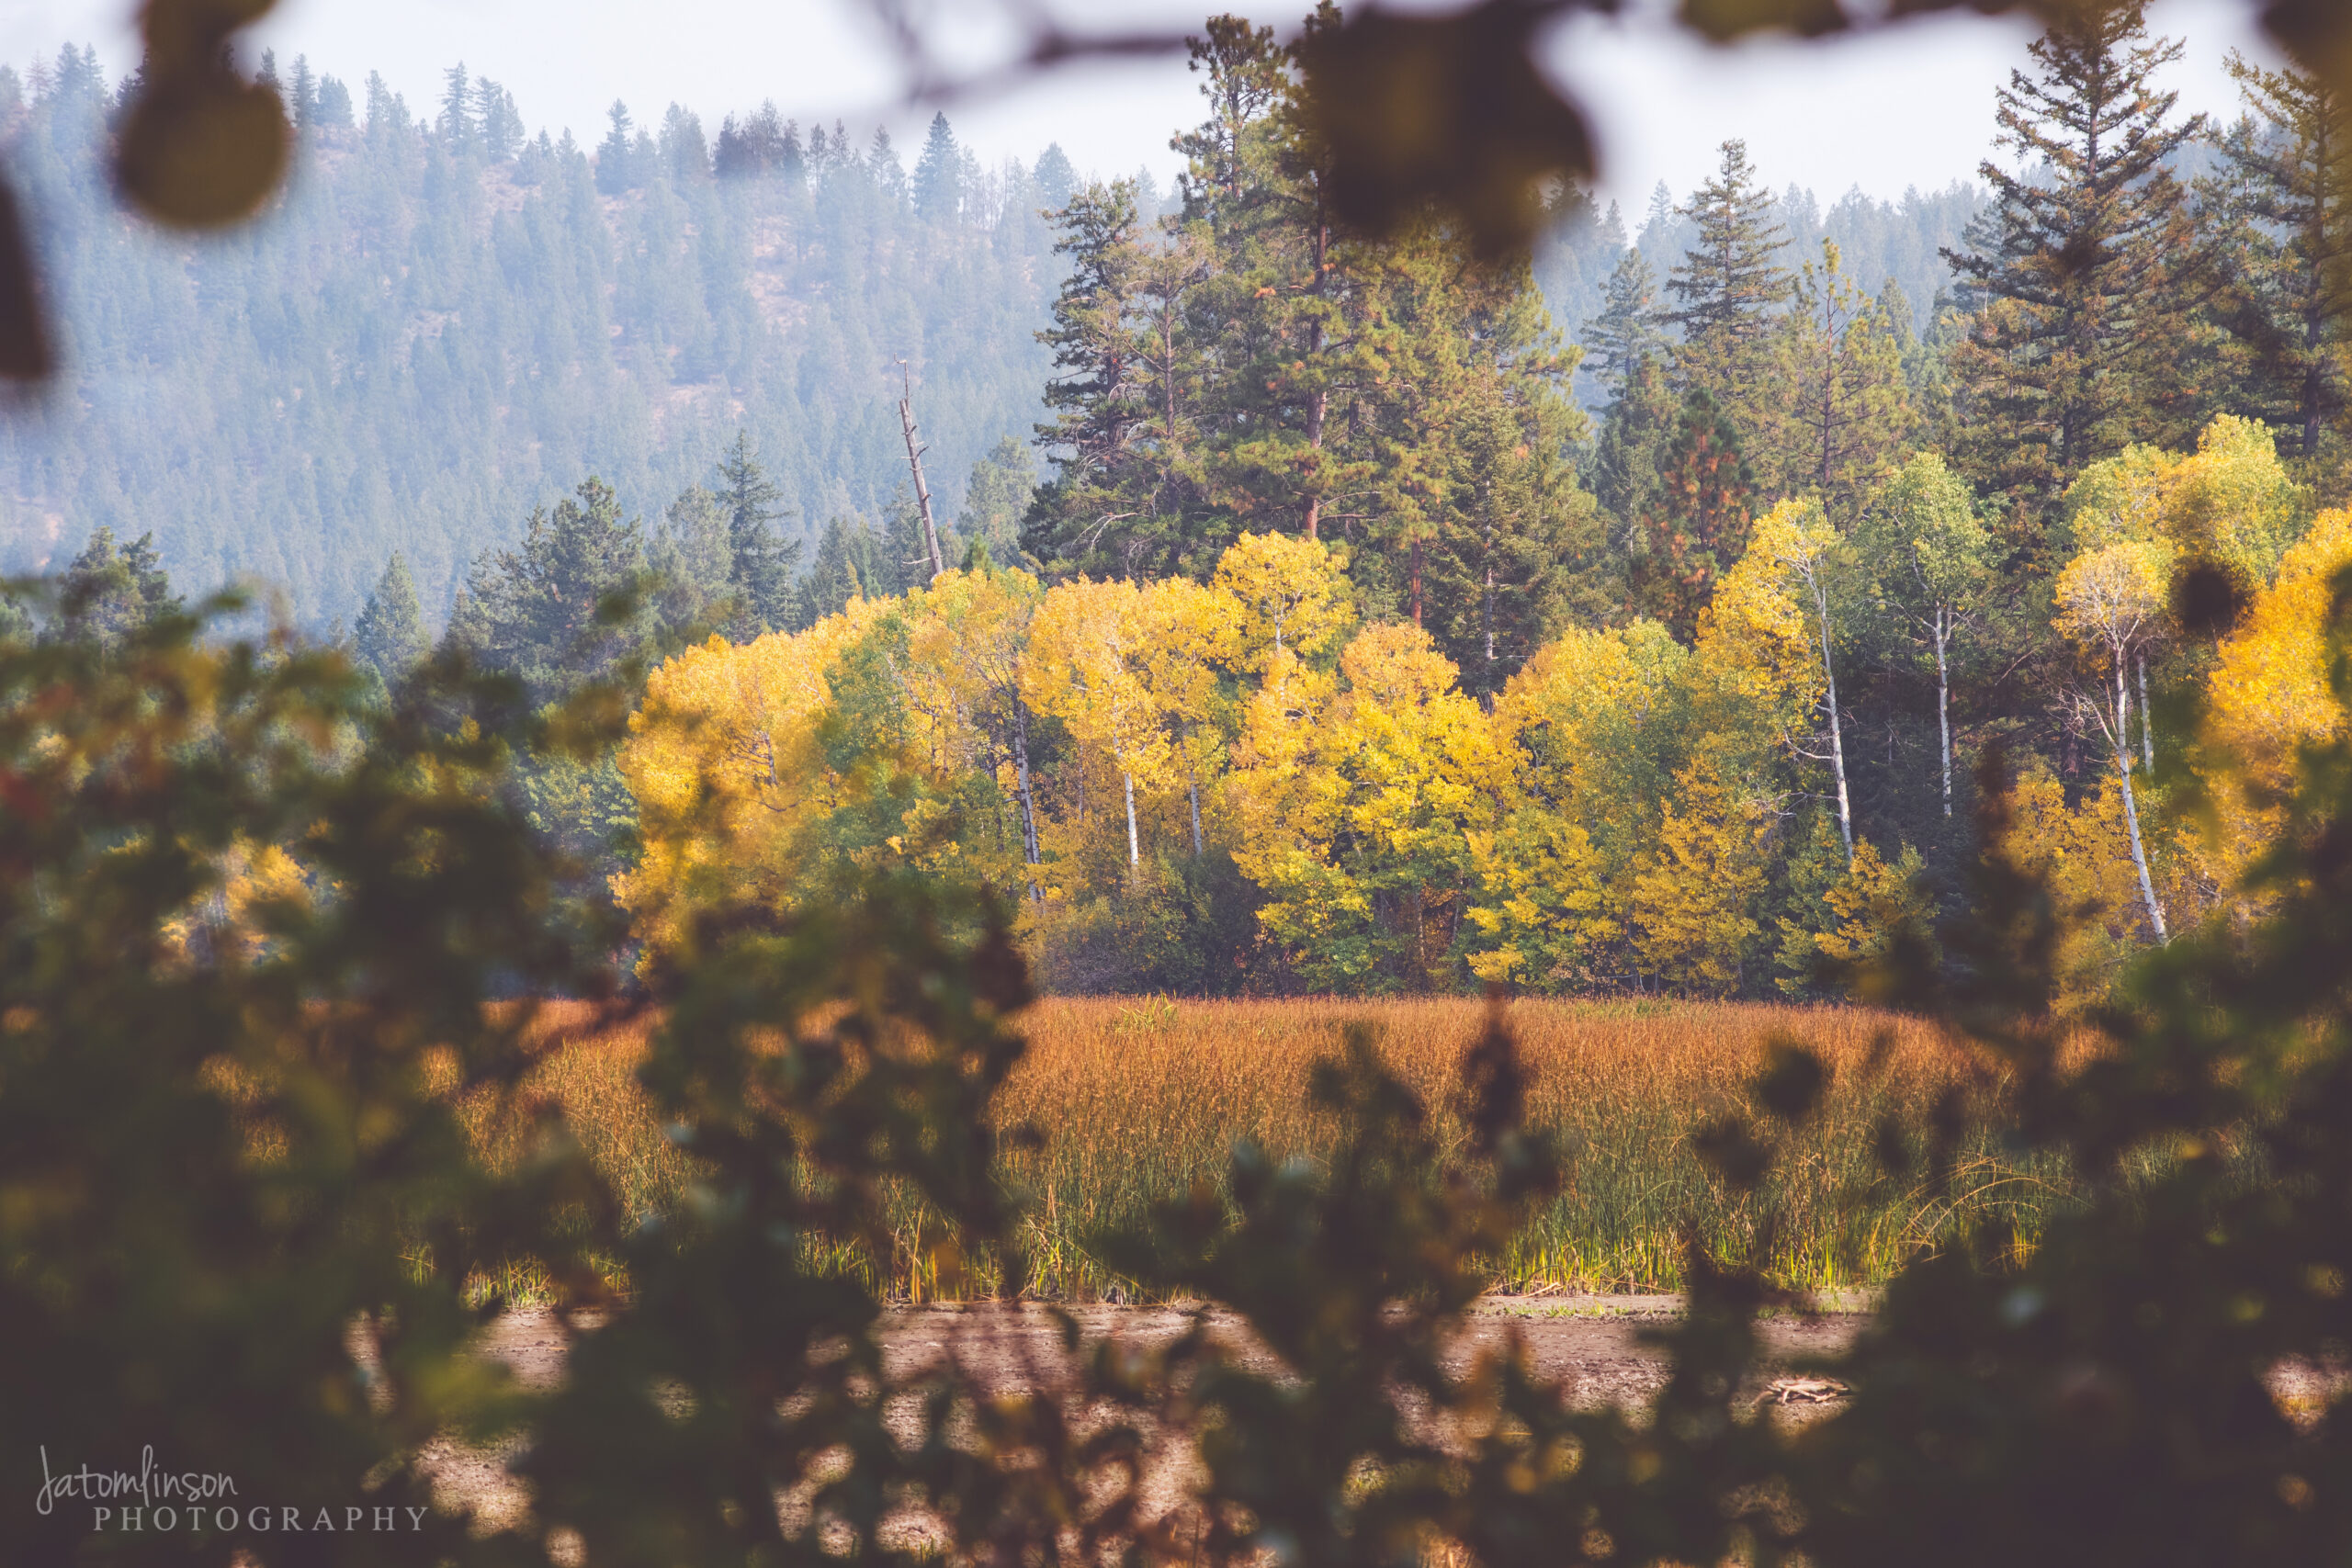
left=0, top=0, right=2292, bottom=210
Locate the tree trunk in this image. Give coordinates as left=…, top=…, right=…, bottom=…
left=899, top=377, right=945, bottom=581
left=1808, top=564, right=1854, bottom=864
left=1188, top=772, right=1204, bottom=857
left=2113, top=659, right=2168, bottom=943
left=1410, top=536, right=1424, bottom=628
left=1935, top=608, right=1952, bottom=818
left=1124, top=771, right=1140, bottom=875
left=2136, top=650, right=2154, bottom=770
left=1012, top=701, right=1043, bottom=904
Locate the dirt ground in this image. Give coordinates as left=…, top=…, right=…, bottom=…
left=424, top=1296, right=2337, bottom=1541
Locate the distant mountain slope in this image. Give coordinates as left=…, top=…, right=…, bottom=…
left=0, top=52, right=1070, bottom=626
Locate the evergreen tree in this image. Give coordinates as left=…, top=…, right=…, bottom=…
left=452, top=478, right=646, bottom=703
left=1943, top=2, right=2207, bottom=511
left=287, top=54, right=316, bottom=131
left=474, top=77, right=523, bottom=160
left=1666, top=140, right=1792, bottom=421
left=647, top=487, right=736, bottom=634
left=713, top=431, right=797, bottom=635
left=797, top=517, right=877, bottom=627
left=352, top=551, right=429, bottom=687
left=1589, top=354, right=1680, bottom=585
left=1630, top=389, right=1756, bottom=640
left=912, top=112, right=963, bottom=222
left=958, top=438, right=1036, bottom=565
left=594, top=101, right=639, bottom=195
left=1023, top=181, right=1157, bottom=577
left=1033, top=144, right=1080, bottom=209
left=659, top=105, right=710, bottom=183
left=52, top=527, right=179, bottom=651
left=2210, top=50, right=2352, bottom=468
left=1759, top=239, right=1914, bottom=515
left=438, top=62, right=476, bottom=155
left=714, top=103, right=797, bottom=179
left=1583, top=247, right=1668, bottom=404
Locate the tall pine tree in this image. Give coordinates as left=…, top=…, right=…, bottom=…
left=2211, top=50, right=2352, bottom=469
left=1943, top=1, right=2206, bottom=514
left=353, top=552, right=429, bottom=688
left=1666, top=140, right=1792, bottom=428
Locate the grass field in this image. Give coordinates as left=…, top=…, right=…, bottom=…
left=481, top=996, right=2082, bottom=1300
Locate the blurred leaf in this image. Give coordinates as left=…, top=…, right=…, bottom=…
left=117, top=0, right=289, bottom=229
left=0, top=177, right=51, bottom=381
left=1297, top=1, right=1594, bottom=256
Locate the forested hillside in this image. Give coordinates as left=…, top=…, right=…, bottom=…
left=0, top=39, right=1985, bottom=626
left=0, top=49, right=1077, bottom=622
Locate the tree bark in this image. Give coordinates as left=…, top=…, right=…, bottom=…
left=2136, top=650, right=2154, bottom=770
left=1188, top=772, right=1204, bottom=856
left=2113, top=658, right=2168, bottom=943
left=1124, top=771, right=1140, bottom=874
left=1806, top=561, right=1854, bottom=864
left=1935, top=607, right=1952, bottom=818
left=1012, top=701, right=1043, bottom=904
left=898, top=374, right=945, bottom=581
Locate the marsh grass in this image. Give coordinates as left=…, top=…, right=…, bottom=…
left=473, top=997, right=2095, bottom=1301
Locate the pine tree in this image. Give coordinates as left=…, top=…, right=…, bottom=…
left=714, top=431, right=797, bottom=636
left=1761, top=239, right=1914, bottom=516
left=958, top=438, right=1036, bottom=565
left=455, top=478, right=646, bottom=703
left=353, top=551, right=429, bottom=687
left=1943, top=2, right=2207, bottom=509
left=912, top=112, right=963, bottom=223
left=438, top=63, right=476, bottom=156
left=1630, top=389, right=1757, bottom=641
left=595, top=101, right=639, bottom=195
left=1583, top=248, right=1668, bottom=404
left=53, top=528, right=179, bottom=652
left=2211, top=50, right=2352, bottom=466
left=1590, top=353, right=1680, bottom=563
left=1022, top=181, right=1158, bottom=577
left=1666, top=140, right=1792, bottom=421
left=647, top=488, right=735, bottom=635
left=797, top=517, right=877, bottom=628
left=288, top=54, right=316, bottom=132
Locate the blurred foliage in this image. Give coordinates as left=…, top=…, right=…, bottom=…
left=17, top=566, right=2352, bottom=1562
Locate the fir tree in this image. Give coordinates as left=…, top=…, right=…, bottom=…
left=352, top=551, right=429, bottom=687
left=797, top=517, right=877, bottom=627
left=2210, top=50, right=2352, bottom=466
left=1589, top=353, right=1680, bottom=576
left=1022, top=180, right=1155, bottom=577
left=453, top=478, right=646, bottom=703
left=1583, top=248, right=1668, bottom=404
left=713, top=432, right=797, bottom=635
left=1943, top=1, right=2207, bottom=510
left=958, top=438, right=1036, bottom=565
left=1666, top=140, right=1792, bottom=421
left=1630, top=389, right=1756, bottom=640
left=912, top=112, right=963, bottom=223
left=53, top=527, right=179, bottom=651
left=594, top=101, right=639, bottom=195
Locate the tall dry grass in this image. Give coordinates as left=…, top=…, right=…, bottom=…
left=481, top=997, right=2079, bottom=1301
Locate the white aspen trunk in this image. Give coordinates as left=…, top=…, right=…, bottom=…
left=1188, top=773, right=1204, bottom=856
left=1809, top=564, right=1854, bottom=864
left=1124, top=772, right=1140, bottom=874
left=2113, top=657, right=2168, bottom=944
left=1935, top=608, right=1952, bottom=818
left=2136, top=651, right=2154, bottom=770
left=1012, top=701, right=1042, bottom=905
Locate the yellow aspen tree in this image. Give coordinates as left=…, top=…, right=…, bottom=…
left=1229, top=622, right=1504, bottom=991
left=1135, top=575, right=1236, bottom=856
left=899, top=566, right=1048, bottom=901
left=613, top=600, right=890, bottom=957
left=1210, top=531, right=1357, bottom=676
left=1022, top=577, right=1172, bottom=878
left=1466, top=619, right=1686, bottom=988
left=2204, top=507, right=2352, bottom=887
left=2054, top=536, right=2175, bottom=942
left=1630, top=751, right=1771, bottom=996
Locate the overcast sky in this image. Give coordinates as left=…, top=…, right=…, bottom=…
left=0, top=0, right=2290, bottom=211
